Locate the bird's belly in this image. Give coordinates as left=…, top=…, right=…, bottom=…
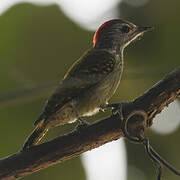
left=82, top=107, right=100, bottom=117
left=67, top=107, right=100, bottom=123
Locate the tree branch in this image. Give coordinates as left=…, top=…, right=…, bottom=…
left=0, top=67, right=180, bottom=180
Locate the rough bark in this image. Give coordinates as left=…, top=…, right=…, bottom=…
left=0, top=67, right=180, bottom=180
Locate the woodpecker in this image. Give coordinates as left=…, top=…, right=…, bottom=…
left=22, top=19, right=152, bottom=150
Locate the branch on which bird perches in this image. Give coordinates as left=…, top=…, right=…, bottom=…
left=0, top=67, right=180, bottom=180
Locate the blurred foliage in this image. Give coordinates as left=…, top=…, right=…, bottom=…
left=0, top=3, right=90, bottom=180
left=119, top=0, right=180, bottom=180
left=0, top=1, right=179, bottom=180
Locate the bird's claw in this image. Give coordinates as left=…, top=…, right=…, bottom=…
left=75, top=118, right=89, bottom=131
left=105, top=102, right=129, bottom=121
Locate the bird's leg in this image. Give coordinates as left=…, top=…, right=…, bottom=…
left=102, top=102, right=142, bottom=143
left=101, top=102, right=129, bottom=121
left=72, top=106, right=90, bottom=131
left=75, top=117, right=90, bottom=131
left=78, top=117, right=90, bottom=126
left=122, top=110, right=180, bottom=180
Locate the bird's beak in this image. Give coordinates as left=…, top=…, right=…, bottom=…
left=137, top=26, right=153, bottom=33
left=130, top=26, right=153, bottom=40
left=122, top=26, right=153, bottom=50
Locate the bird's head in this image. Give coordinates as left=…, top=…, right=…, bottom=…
left=93, top=19, right=152, bottom=53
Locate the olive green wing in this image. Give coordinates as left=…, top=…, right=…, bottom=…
left=35, top=49, right=116, bottom=125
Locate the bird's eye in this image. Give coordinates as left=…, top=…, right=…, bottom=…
left=121, top=25, right=131, bottom=33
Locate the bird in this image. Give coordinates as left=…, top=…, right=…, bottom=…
left=22, top=19, right=152, bottom=150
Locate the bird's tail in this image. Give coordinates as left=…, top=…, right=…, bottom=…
left=22, top=119, right=48, bottom=150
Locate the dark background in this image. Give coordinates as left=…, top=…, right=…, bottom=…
left=0, top=0, right=179, bottom=180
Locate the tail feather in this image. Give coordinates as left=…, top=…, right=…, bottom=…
left=22, top=119, right=48, bottom=150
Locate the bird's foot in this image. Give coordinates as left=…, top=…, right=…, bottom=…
left=102, top=102, right=129, bottom=121
left=75, top=118, right=90, bottom=131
